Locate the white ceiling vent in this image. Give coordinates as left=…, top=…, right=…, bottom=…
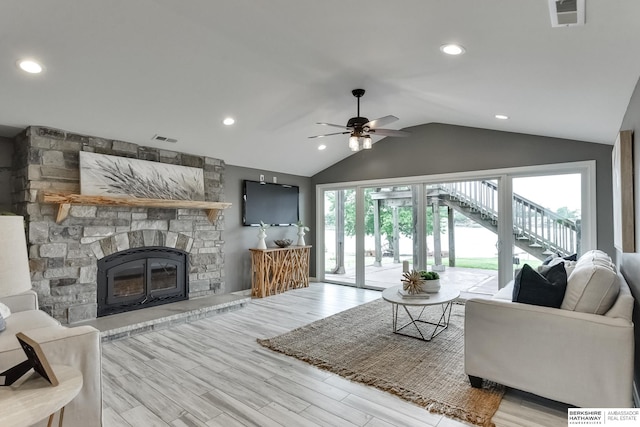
left=549, top=0, right=585, bottom=27
left=152, top=134, right=178, bottom=143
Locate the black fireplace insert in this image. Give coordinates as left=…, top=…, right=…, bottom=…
left=97, top=246, right=188, bottom=317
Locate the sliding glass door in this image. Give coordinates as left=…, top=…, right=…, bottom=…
left=433, top=180, right=501, bottom=296
left=362, top=185, right=417, bottom=289
left=511, top=173, right=582, bottom=275
left=316, top=162, right=595, bottom=293
left=323, top=188, right=356, bottom=286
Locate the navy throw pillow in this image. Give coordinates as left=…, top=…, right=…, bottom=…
left=512, top=263, right=567, bottom=308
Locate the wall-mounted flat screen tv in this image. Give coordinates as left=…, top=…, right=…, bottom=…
left=242, top=180, right=299, bottom=226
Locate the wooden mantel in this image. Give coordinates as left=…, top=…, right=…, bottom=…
left=41, top=191, right=232, bottom=224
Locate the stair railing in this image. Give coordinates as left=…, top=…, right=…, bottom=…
left=438, top=181, right=578, bottom=257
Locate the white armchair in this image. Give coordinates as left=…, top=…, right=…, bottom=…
left=0, top=216, right=103, bottom=427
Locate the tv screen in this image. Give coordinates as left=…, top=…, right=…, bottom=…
left=242, top=180, right=299, bottom=226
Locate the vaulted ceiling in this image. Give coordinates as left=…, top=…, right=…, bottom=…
left=2, top=1, right=640, bottom=176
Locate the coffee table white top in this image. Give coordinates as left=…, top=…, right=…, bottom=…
left=382, top=285, right=460, bottom=306
left=0, top=364, right=82, bottom=427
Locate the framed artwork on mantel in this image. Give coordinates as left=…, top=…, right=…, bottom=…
left=79, top=152, right=205, bottom=201
left=612, top=130, right=635, bottom=252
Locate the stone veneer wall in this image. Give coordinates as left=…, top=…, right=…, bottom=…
left=11, top=126, right=226, bottom=324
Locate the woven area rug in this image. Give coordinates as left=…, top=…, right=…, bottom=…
left=258, top=299, right=504, bottom=427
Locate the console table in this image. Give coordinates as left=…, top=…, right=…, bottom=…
left=249, top=246, right=311, bottom=298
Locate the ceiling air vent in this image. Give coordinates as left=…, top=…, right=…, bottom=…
left=548, top=0, right=585, bottom=27
left=152, top=134, right=178, bottom=143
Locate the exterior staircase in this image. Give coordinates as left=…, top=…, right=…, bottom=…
left=437, top=181, right=579, bottom=260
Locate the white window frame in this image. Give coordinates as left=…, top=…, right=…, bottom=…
left=315, top=160, right=596, bottom=289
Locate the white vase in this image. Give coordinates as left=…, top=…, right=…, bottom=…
left=257, top=229, right=267, bottom=249
left=421, top=279, right=441, bottom=293
left=296, top=228, right=306, bottom=246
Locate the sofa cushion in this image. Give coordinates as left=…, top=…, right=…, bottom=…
left=494, top=282, right=514, bottom=301
left=513, top=263, right=567, bottom=308
left=542, top=257, right=577, bottom=277
left=561, top=263, right=619, bottom=314
left=575, top=249, right=615, bottom=269
left=0, top=310, right=60, bottom=352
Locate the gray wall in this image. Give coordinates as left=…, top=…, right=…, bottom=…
left=311, top=122, right=615, bottom=256
left=224, top=165, right=312, bottom=293
left=619, top=75, right=640, bottom=398
left=0, top=137, right=13, bottom=212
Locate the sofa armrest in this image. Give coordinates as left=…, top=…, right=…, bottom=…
left=0, top=290, right=38, bottom=312
left=464, top=297, right=634, bottom=407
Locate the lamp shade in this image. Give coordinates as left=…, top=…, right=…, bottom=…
left=0, top=216, right=32, bottom=298
left=348, top=135, right=360, bottom=151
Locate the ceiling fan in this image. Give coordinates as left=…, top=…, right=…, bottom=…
left=309, top=89, right=409, bottom=151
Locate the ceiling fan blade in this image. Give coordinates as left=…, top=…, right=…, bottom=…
left=364, top=115, right=399, bottom=129
left=308, top=131, right=351, bottom=139
left=316, top=122, right=352, bottom=130
left=368, top=128, right=410, bottom=137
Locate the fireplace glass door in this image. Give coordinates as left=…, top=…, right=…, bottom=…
left=98, top=247, right=188, bottom=317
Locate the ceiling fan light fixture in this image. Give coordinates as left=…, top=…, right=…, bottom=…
left=362, top=136, right=372, bottom=149
left=440, top=44, right=465, bottom=56
left=349, top=135, right=360, bottom=151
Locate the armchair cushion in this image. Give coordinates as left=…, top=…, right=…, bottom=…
left=1, top=290, right=39, bottom=313
left=513, top=263, right=567, bottom=308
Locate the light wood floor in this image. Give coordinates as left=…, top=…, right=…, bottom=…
left=102, top=283, right=569, bottom=427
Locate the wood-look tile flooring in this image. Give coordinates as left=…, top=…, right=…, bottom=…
left=102, top=283, right=569, bottom=427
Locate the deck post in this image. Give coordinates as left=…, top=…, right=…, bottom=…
left=448, top=206, right=456, bottom=266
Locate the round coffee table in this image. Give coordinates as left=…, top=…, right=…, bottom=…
left=382, top=285, right=460, bottom=341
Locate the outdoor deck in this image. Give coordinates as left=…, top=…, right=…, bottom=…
left=325, top=262, right=499, bottom=300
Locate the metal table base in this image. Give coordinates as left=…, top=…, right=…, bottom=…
left=390, top=300, right=455, bottom=341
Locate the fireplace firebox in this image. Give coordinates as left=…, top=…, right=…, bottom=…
left=97, top=247, right=188, bottom=317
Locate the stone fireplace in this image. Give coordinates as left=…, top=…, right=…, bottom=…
left=11, top=126, right=227, bottom=324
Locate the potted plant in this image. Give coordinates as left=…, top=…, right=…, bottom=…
left=419, top=270, right=441, bottom=293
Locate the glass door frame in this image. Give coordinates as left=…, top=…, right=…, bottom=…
left=315, top=160, right=596, bottom=289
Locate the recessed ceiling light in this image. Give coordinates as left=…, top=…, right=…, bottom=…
left=440, top=44, right=465, bottom=56
left=17, top=59, right=43, bottom=74
left=318, top=144, right=327, bottom=151
left=495, top=114, right=509, bottom=120
left=223, top=117, right=235, bottom=126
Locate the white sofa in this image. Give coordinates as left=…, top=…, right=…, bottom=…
left=0, top=216, right=102, bottom=426
left=464, top=250, right=635, bottom=408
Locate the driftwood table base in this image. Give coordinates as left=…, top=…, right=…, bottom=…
left=249, top=246, right=311, bottom=298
